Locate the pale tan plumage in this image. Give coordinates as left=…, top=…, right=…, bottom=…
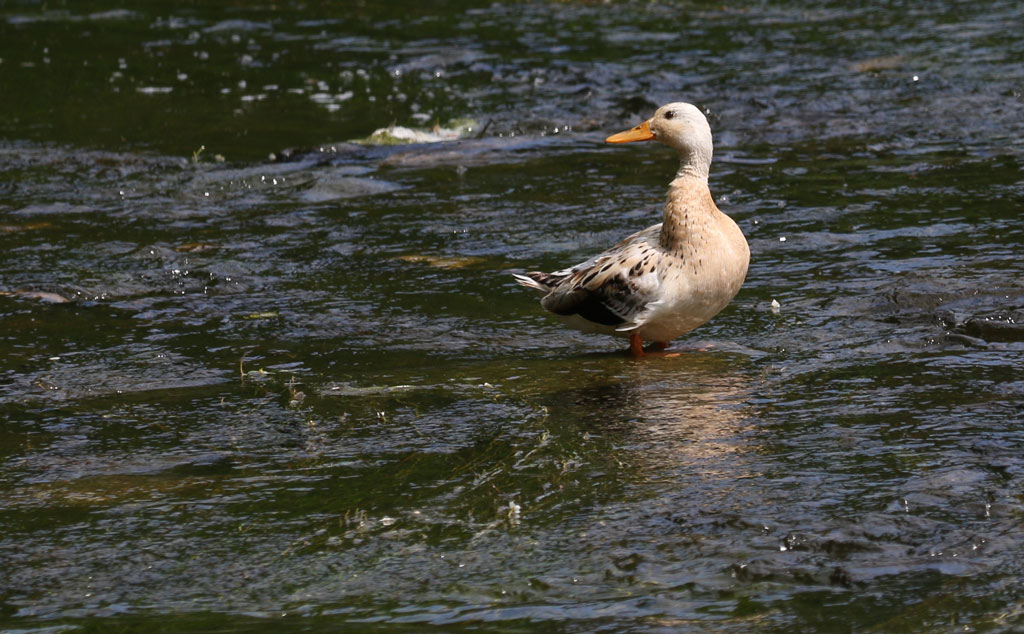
left=514, top=102, right=749, bottom=357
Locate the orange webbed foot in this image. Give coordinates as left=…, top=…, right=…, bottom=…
left=628, top=335, right=680, bottom=358
left=654, top=341, right=681, bottom=357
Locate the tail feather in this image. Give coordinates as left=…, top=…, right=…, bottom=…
left=512, top=271, right=565, bottom=294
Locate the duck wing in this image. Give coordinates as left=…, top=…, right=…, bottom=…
left=519, top=224, right=666, bottom=330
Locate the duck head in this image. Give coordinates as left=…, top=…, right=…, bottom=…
left=606, top=102, right=713, bottom=180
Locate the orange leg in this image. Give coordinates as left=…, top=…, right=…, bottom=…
left=629, top=333, right=645, bottom=357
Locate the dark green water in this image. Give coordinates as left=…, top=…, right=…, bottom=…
left=2, top=1, right=1023, bottom=632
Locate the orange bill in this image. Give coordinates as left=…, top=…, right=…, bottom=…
left=605, top=119, right=655, bottom=143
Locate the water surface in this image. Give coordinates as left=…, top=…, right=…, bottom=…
left=1, top=1, right=1023, bottom=631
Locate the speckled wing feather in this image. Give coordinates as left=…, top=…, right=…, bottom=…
left=522, top=224, right=666, bottom=330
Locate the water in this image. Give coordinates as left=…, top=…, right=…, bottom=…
left=2, top=1, right=1023, bottom=631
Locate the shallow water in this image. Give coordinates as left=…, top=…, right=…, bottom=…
left=2, top=1, right=1023, bottom=631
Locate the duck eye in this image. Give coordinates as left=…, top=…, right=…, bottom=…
left=664, top=110, right=676, bottom=120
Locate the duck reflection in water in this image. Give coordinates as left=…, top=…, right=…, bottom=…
left=544, top=355, right=756, bottom=486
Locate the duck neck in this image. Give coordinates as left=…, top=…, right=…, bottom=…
left=659, top=173, right=713, bottom=250
left=674, top=148, right=711, bottom=182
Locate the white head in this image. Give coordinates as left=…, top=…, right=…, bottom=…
left=606, top=102, right=714, bottom=180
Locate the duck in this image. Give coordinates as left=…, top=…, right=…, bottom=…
left=513, top=102, right=749, bottom=357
